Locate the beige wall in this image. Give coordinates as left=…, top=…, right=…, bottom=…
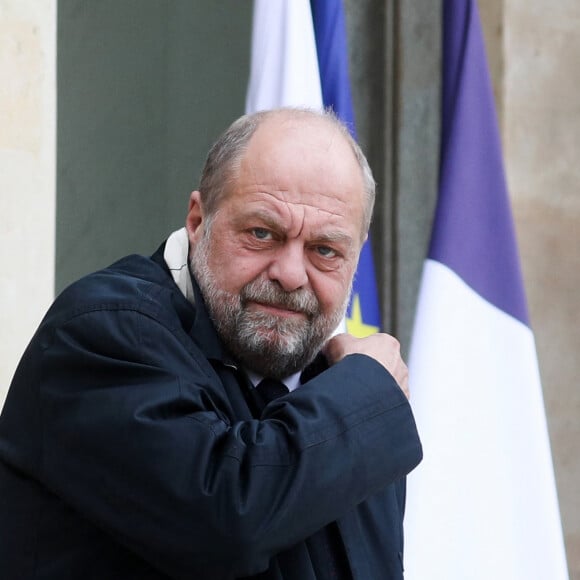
left=481, top=1, right=580, bottom=577
left=0, top=0, right=56, bottom=404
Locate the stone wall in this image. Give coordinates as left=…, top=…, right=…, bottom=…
left=0, top=0, right=56, bottom=398
left=481, top=1, right=580, bottom=576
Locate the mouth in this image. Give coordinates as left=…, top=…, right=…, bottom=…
left=247, top=301, right=308, bottom=319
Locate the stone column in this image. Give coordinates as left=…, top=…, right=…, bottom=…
left=0, top=0, right=56, bottom=406
left=345, top=0, right=441, bottom=352
left=504, top=2, right=580, bottom=576
left=482, top=0, right=580, bottom=575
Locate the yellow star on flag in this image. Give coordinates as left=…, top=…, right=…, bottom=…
left=345, top=293, right=380, bottom=338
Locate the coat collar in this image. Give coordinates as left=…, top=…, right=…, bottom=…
left=150, top=238, right=236, bottom=369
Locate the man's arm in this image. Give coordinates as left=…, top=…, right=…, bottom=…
left=32, top=308, right=421, bottom=578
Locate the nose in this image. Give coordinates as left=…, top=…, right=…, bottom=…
left=267, top=242, right=309, bottom=292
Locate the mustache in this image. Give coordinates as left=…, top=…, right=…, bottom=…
left=240, top=278, right=319, bottom=317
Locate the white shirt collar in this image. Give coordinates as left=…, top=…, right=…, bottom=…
left=163, top=227, right=195, bottom=305
left=246, top=369, right=302, bottom=392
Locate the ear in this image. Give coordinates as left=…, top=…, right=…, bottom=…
left=186, top=190, right=204, bottom=244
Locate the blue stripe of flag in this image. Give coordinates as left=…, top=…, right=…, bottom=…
left=431, top=0, right=529, bottom=324
left=311, top=0, right=382, bottom=330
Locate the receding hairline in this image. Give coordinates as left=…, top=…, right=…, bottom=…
left=197, top=107, right=376, bottom=236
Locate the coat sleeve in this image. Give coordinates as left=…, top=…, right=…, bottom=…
left=38, top=307, right=422, bottom=579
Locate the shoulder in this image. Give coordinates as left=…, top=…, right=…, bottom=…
left=45, top=253, right=194, bottom=335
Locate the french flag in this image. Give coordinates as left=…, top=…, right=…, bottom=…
left=404, top=2, right=569, bottom=578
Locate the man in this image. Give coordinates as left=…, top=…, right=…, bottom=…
left=0, top=108, right=422, bottom=579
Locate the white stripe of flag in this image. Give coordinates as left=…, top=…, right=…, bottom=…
left=246, top=0, right=323, bottom=113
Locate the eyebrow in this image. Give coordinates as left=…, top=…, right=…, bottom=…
left=231, top=209, right=281, bottom=231
left=310, top=231, right=355, bottom=248
left=232, top=209, right=357, bottom=250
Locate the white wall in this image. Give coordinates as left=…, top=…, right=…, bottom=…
left=0, top=0, right=56, bottom=406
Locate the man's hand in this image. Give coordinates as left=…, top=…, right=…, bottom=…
left=323, top=333, right=409, bottom=399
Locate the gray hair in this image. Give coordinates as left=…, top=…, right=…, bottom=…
left=197, top=107, right=376, bottom=235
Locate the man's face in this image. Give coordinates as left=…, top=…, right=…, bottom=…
left=187, top=116, right=366, bottom=379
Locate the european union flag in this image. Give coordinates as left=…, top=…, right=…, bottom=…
left=311, top=0, right=381, bottom=337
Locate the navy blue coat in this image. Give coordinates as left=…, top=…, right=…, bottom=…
left=0, top=244, right=422, bottom=579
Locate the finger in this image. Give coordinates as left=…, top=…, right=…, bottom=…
left=322, top=333, right=351, bottom=363
left=398, top=366, right=410, bottom=399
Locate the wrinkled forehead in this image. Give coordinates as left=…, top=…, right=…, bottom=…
left=228, top=114, right=366, bottom=240
left=246, top=114, right=364, bottom=191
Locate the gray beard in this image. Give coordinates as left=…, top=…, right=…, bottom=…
left=189, top=235, right=349, bottom=379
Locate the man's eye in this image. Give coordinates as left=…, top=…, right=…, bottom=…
left=252, top=228, right=272, bottom=240
left=316, top=246, right=337, bottom=258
